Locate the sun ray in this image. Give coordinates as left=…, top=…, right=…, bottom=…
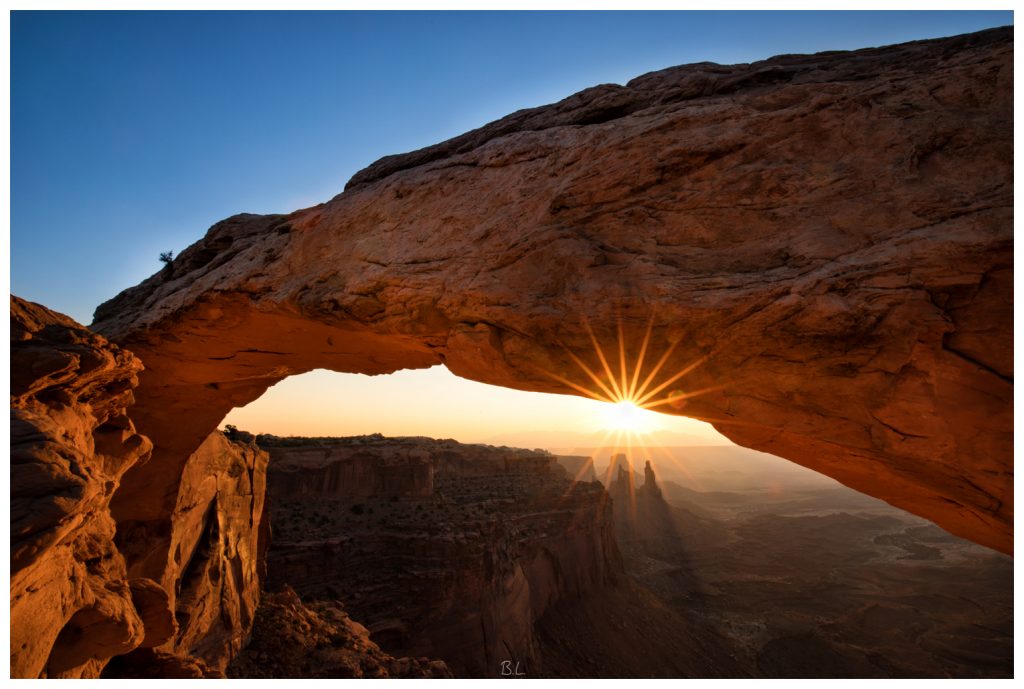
left=601, top=430, right=625, bottom=484
left=536, top=312, right=735, bottom=455
left=556, top=448, right=611, bottom=507
left=568, top=457, right=597, bottom=485
left=617, top=318, right=629, bottom=402
left=633, top=354, right=709, bottom=407
left=647, top=445, right=703, bottom=491
left=560, top=344, right=620, bottom=403
left=625, top=442, right=638, bottom=516
left=638, top=383, right=727, bottom=411
left=627, top=316, right=655, bottom=401
left=539, top=367, right=615, bottom=404
left=555, top=426, right=627, bottom=507
left=631, top=337, right=681, bottom=403
left=582, top=318, right=624, bottom=400
left=647, top=444, right=696, bottom=481
left=557, top=346, right=618, bottom=401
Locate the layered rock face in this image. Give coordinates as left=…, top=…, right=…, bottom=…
left=11, top=296, right=155, bottom=678
left=263, top=434, right=435, bottom=498
left=10, top=296, right=270, bottom=677
left=107, top=430, right=268, bottom=673
left=158, top=433, right=268, bottom=668
left=262, top=436, right=621, bottom=676
left=103, top=432, right=269, bottom=676
left=90, top=28, right=1013, bottom=553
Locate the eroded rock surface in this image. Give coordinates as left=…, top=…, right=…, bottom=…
left=113, top=431, right=269, bottom=671
left=261, top=435, right=621, bottom=676
left=261, top=433, right=435, bottom=498
left=10, top=296, right=153, bottom=678
left=608, top=456, right=681, bottom=552
left=10, top=296, right=270, bottom=677
left=92, top=28, right=1011, bottom=554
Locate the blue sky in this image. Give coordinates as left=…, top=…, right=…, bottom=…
left=11, top=10, right=1013, bottom=324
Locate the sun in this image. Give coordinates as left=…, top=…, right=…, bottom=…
left=536, top=312, right=728, bottom=442
left=598, top=399, right=662, bottom=434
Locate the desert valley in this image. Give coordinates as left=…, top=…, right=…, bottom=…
left=237, top=433, right=1012, bottom=678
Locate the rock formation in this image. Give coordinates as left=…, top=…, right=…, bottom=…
left=261, top=435, right=621, bottom=676
left=153, top=432, right=268, bottom=669
left=101, top=431, right=269, bottom=675
left=607, top=457, right=684, bottom=566
left=98, top=427, right=268, bottom=675
left=227, top=587, right=452, bottom=678
left=11, top=296, right=154, bottom=678
left=11, top=296, right=269, bottom=677
left=556, top=455, right=598, bottom=482
left=263, top=437, right=434, bottom=499
left=7, top=297, right=627, bottom=679
left=642, top=460, right=663, bottom=499
left=89, top=28, right=1012, bottom=553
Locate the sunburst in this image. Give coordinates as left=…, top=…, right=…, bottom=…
left=540, top=313, right=737, bottom=510
left=540, top=314, right=725, bottom=422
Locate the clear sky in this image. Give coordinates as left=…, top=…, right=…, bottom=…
left=11, top=10, right=1014, bottom=446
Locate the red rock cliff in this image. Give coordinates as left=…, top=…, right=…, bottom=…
left=10, top=296, right=270, bottom=677
left=161, top=433, right=268, bottom=668
left=265, top=436, right=434, bottom=498
left=11, top=296, right=154, bottom=677
left=106, top=432, right=268, bottom=675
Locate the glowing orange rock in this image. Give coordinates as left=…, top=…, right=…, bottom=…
left=93, top=28, right=1011, bottom=557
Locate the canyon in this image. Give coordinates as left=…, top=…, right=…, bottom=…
left=8, top=295, right=1012, bottom=677
left=10, top=298, right=449, bottom=678
left=259, top=435, right=621, bottom=676
left=8, top=26, right=1013, bottom=678
left=602, top=446, right=1012, bottom=678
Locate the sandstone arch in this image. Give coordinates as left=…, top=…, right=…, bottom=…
left=93, top=25, right=1012, bottom=565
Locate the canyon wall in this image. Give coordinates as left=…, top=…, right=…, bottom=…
left=107, top=430, right=269, bottom=675
left=262, top=437, right=621, bottom=676
left=91, top=28, right=1013, bottom=553
left=263, top=435, right=435, bottom=498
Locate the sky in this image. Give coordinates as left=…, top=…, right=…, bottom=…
left=10, top=10, right=1014, bottom=446
left=223, top=365, right=734, bottom=447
